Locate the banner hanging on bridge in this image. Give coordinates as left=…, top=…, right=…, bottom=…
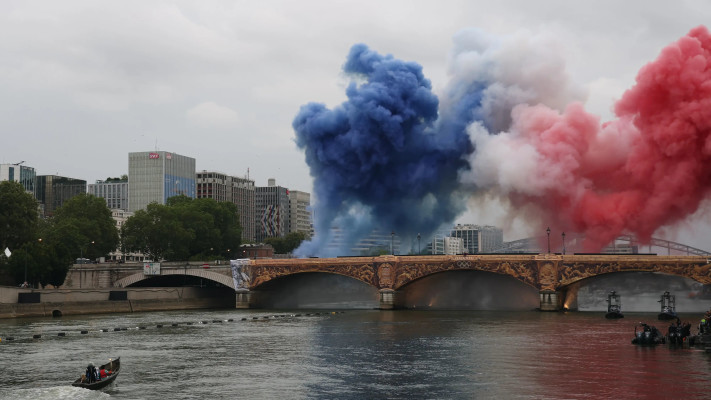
left=230, top=259, right=250, bottom=290
left=143, top=262, right=161, bottom=275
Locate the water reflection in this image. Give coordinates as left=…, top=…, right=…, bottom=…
left=2, top=309, right=711, bottom=399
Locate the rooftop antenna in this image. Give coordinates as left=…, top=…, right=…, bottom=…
left=155, top=138, right=158, bottom=151
left=247, top=167, right=250, bottom=180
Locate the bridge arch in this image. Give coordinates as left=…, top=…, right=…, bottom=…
left=557, top=269, right=710, bottom=291
left=250, top=269, right=376, bottom=291
left=116, top=269, right=235, bottom=289
left=395, top=269, right=540, bottom=310
left=247, top=260, right=379, bottom=290
left=557, top=257, right=711, bottom=289
left=387, top=256, right=541, bottom=291
left=248, top=271, right=380, bottom=309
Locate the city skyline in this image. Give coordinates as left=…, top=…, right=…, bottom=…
left=2, top=2, right=711, bottom=250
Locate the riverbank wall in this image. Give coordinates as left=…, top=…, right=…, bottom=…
left=0, top=286, right=235, bottom=319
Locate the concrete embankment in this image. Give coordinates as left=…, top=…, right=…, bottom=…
left=0, top=286, right=235, bottom=319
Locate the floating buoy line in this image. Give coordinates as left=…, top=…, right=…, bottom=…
left=0, top=311, right=345, bottom=343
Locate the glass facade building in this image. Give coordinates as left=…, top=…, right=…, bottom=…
left=35, top=175, right=87, bottom=217
left=0, top=163, right=36, bottom=197
left=128, top=151, right=196, bottom=212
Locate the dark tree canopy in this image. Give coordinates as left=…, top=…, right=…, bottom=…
left=52, top=193, right=120, bottom=260
left=0, top=181, right=39, bottom=251
left=265, top=232, right=307, bottom=254
left=0, top=190, right=119, bottom=287
left=121, top=196, right=241, bottom=262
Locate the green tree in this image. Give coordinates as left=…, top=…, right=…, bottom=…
left=0, top=181, right=39, bottom=252
left=121, top=204, right=193, bottom=261
left=121, top=197, right=242, bottom=261
left=52, top=193, right=119, bottom=261
left=265, top=232, right=307, bottom=254
left=183, top=197, right=242, bottom=259
left=0, top=181, right=39, bottom=285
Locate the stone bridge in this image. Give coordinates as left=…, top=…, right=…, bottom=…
left=65, top=254, right=711, bottom=310
left=63, top=262, right=235, bottom=290
left=241, top=254, right=711, bottom=310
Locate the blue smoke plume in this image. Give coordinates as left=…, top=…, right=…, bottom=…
left=293, top=44, right=481, bottom=257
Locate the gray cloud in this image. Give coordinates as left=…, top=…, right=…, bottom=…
left=2, top=0, right=710, bottom=248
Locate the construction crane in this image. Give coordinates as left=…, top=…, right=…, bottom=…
left=12, top=161, right=24, bottom=165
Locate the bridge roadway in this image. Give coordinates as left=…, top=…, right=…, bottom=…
left=65, top=254, right=711, bottom=310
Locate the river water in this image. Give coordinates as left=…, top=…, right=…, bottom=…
left=1, top=308, right=710, bottom=399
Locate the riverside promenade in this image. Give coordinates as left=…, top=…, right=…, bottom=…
left=0, top=285, right=234, bottom=318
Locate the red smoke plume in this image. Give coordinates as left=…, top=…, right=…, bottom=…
left=479, top=26, right=711, bottom=250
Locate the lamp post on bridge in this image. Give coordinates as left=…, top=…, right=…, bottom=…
left=546, top=227, right=551, bottom=254
left=562, top=232, right=566, bottom=255
left=417, top=233, right=421, bottom=255
left=391, top=231, right=395, bottom=255
left=80, top=240, right=94, bottom=264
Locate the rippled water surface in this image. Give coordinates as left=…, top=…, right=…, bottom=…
left=1, top=309, right=710, bottom=399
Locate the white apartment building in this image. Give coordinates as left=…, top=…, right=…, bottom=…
left=288, top=190, right=313, bottom=238
left=88, top=179, right=129, bottom=211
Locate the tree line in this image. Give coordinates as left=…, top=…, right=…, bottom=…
left=1, top=181, right=308, bottom=287
left=0, top=181, right=118, bottom=287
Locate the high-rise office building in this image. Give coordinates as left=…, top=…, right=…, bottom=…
left=288, top=190, right=312, bottom=238
left=88, top=179, right=129, bottom=211
left=35, top=175, right=87, bottom=217
left=255, top=179, right=289, bottom=242
left=428, top=233, right=464, bottom=255
left=128, top=151, right=195, bottom=212
left=0, top=163, right=36, bottom=197
left=450, top=224, right=504, bottom=254
left=324, top=228, right=400, bottom=256
left=196, top=171, right=256, bottom=243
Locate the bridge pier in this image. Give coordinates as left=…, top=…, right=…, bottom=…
left=378, top=289, right=402, bottom=310
left=539, top=290, right=564, bottom=311
left=235, top=291, right=252, bottom=309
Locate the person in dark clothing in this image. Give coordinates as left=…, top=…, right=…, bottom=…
left=85, top=363, right=97, bottom=383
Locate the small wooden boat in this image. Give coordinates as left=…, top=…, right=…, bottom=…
left=72, top=357, right=120, bottom=390
left=657, top=291, right=678, bottom=320
left=605, top=290, right=624, bottom=319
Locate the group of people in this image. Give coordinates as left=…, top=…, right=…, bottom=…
left=668, top=318, right=692, bottom=337
left=700, top=309, right=711, bottom=334
left=83, top=362, right=112, bottom=383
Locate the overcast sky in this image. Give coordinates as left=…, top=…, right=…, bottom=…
left=2, top=1, right=710, bottom=247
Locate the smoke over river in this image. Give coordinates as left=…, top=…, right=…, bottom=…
left=294, top=26, right=711, bottom=256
